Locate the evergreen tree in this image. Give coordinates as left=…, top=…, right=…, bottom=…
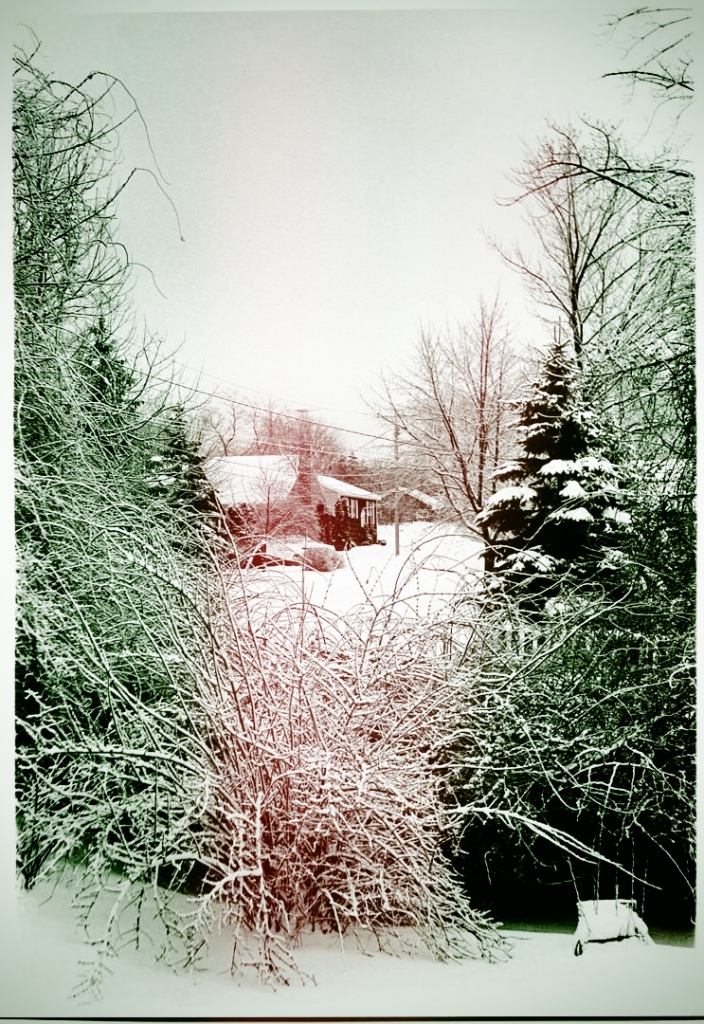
left=478, top=339, right=629, bottom=594
left=147, top=405, right=211, bottom=514
left=454, top=347, right=694, bottom=930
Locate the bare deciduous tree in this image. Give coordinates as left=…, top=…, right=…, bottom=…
left=493, top=125, right=647, bottom=374
left=14, top=39, right=214, bottom=995
left=201, top=396, right=346, bottom=473
left=604, top=6, right=692, bottom=103
left=375, top=297, right=520, bottom=565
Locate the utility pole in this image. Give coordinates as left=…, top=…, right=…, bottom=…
left=297, top=408, right=312, bottom=505
left=394, top=421, right=400, bottom=556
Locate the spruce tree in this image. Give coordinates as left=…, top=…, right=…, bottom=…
left=478, top=339, right=629, bottom=594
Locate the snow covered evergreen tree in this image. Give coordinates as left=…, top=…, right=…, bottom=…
left=478, top=338, right=629, bottom=594
left=148, top=406, right=211, bottom=511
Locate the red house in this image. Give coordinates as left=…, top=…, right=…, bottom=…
left=205, top=455, right=380, bottom=549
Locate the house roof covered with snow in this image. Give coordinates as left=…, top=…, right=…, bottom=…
left=205, top=457, right=380, bottom=509
left=389, top=488, right=444, bottom=511
left=317, top=475, right=380, bottom=502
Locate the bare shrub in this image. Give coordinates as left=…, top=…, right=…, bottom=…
left=13, top=40, right=212, bottom=995
left=195, top=561, right=507, bottom=983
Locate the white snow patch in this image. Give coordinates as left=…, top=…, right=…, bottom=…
left=560, top=480, right=587, bottom=498
left=577, top=455, right=614, bottom=474
left=5, top=873, right=699, bottom=1019
left=492, top=460, right=523, bottom=481
left=481, top=486, right=536, bottom=510
left=506, top=549, right=557, bottom=573
left=603, top=507, right=632, bottom=525
left=539, top=459, right=575, bottom=476
left=229, top=522, right=484, bottom=620
left=551, top=506, right=594, bottom=522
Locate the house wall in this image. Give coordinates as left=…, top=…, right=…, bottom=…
left=316, top=491, right=378, bottom=547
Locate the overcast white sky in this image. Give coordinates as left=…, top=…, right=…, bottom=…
left=8, top=2, right=689, bottom=447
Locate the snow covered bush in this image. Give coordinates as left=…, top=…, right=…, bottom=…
left=299, top=542, right=344, bottom=572
left=446, top=578, right=695, bottom=929
left=196, top=565, right=506, bottom=982
left=14, top=42, right=215, bottom=993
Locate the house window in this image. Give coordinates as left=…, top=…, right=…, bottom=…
left=361, top=504, right=376, bottom=527
left=348, top=497, right=359, bottom=518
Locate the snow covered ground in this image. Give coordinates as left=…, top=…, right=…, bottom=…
left=314, top=521, right=485, bottom=616
left=5, top=871, right=702, bottom=1018
left=230, top=521, right=485, bottom=620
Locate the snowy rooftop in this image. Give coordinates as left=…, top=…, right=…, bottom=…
left=381, top=488, right=443, bottom=510
left=317, top=475, right=380, bottom=502
left=404, top=488, right=443, bottom=510
left=205, top=457, right=380, bottom=507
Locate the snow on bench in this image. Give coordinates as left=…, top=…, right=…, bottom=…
left=574, top=899, right=652, bottom=956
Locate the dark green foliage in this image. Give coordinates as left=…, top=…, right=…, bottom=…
left=478, top=341, right=629, bottom=595
left=455, top=324, right=695, bottom=919
left=448, top=577, right=695, bottom=926
left=15, top=326, right=210, bottom=890
left=332, top=496, right=353, bottom=550
left=150, top=407, right=207, bottom=505
left=314, top=497, right=357, bottom=550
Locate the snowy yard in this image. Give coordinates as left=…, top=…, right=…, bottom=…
left=6, top=870, right=701, bottom=1018
left=313, top=521, right=484, bottom=615
left=228, top=521, right=485, bottom=620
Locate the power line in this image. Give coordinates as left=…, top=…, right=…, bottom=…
left=170, top=359, right=379, bottom=423
left=146, top=370, right=398, bottom=449
left=138, top=364, right=454, bottom=463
